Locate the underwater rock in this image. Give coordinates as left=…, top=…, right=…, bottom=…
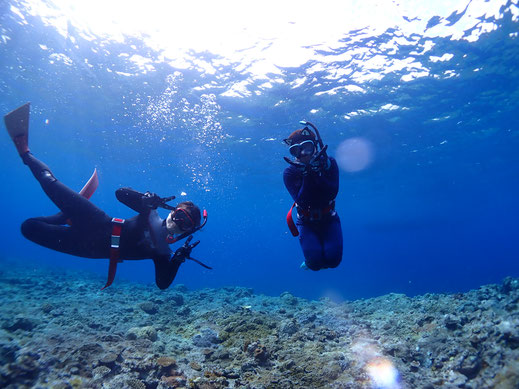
left=493, top=359, right=519, bottom=388
left=41, top=303, right=54, bottom=314
left=252, top=344, right=269, bottom=364
left=501, top=277, right=519, bottom=294
left=6, top=352, right=41, bottom=387
left=297, top=311, right=317, bottom=324
left=177, top=306, right=191, bottom=317
left=280, top=291, right=298, bottom=306
left=279, top=319, right=299, bottom=337
left=0, top=342, right=18, bottom=365
left=457, top=352, right=482, bottom=379
left=126, top=326, right=158, bottom=342
left=92, top=365, right=111, bottom=379
left=139, top=301, right=158, bottom=314
left=156, top=356, right=177, bottom=368
left=173, top=283, right=188, bottom=292
left=192, top=328, right=219, bottom=347
left=190, top=361, right=202, bottom=371
left=498, top=320, right=519, bottom=348
left=126, top=378, right=146, bottom=389
left=169, top=293, right=184, bottom=306
left=98, top=352, right=119, bottom=368
left=3, top=316, right=36, bottom=332
left=443, top=314, right=461, bottom=330
left=160, top=374, right=187, bottom=388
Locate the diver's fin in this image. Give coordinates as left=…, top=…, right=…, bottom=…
left=79, top=168, right=99, bottom=200
left=4, top=103, right=30, bottom=156
left=66, top=169, right=99, bottom=226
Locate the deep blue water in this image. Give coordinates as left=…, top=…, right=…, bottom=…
left=0, top=0, right=518, bottom=300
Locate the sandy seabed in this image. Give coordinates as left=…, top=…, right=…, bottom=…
left=0, top=259, right=518, bottom=389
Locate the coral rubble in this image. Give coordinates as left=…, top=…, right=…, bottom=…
left=0, top=262, right=518, bottom=388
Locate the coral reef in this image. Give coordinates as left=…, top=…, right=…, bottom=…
left=0, top=261, right=518, bottom=388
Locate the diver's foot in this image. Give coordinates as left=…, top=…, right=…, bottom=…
left=300, top=261, right=309, bottom=270
left=13, top=135, right=29, bottom=156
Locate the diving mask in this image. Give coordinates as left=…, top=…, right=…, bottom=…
left=289, top=140, right=316, bottom=158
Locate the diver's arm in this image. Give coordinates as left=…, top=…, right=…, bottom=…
left=283, top=158, right=339, bottom=204
left=312, top=157, right=339, bottom=197
left=283, top=166, right=303, bottom=202
left=153, top=255, right=183, bottom=290
left=115, top=188, right=150, bottom=214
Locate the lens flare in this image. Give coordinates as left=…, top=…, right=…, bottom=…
left=351, top=337, right=402, bottom=389
left=336, top=137, right=374, bottom=172
left=366, top=358, right=401, bottom=389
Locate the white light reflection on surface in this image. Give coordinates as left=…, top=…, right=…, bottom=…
left=11, top=0, right=515, bottom=90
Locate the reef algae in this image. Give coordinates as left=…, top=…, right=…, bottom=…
left=0, top=261, right=518, bottom=388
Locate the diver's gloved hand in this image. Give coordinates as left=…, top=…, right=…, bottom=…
left=297, top=163, right=310, bottom=176
left=171, top=236, right=212, bottom=269
left=284, top=157, right=309, bottom=176
left=142, top=192, right=163, bottom=209
left=172, top=235, right=199, bottom=263
left=309, top=154, right=330, bottom=173
left=142, top=192, right=176, bottom=210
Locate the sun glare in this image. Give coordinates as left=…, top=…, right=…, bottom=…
left=14, top=0, right=514, bottom=86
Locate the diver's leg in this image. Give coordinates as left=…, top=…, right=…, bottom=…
left=322, top=216, right=343, bottom=268
left=21, top=218, right=85, bottom=256
left=153, top=256, right=182, bottom=290
left=31, top=213, right=68, bottom=225
left=21, top=152, right=109, bottom=226
left=297, top=222, right=325, bottom=271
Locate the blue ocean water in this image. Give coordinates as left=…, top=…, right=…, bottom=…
left=0, top=0, right=518, bottom=301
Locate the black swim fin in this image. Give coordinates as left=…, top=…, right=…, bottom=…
left=4, top=103, right=30, bottom=156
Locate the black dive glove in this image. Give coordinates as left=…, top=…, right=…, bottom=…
left=142, top=192, right=176, bottom=210
left=309, top=153, right=330, bottom=173
left=284, top=145, right=329, bottom=176
left=172, top=236, right=212, bottom=269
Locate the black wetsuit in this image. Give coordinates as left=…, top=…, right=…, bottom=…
left=20, top=152, right=182, bottom=289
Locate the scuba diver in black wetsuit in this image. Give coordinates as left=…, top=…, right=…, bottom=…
left=3, top=103, right=210, bottom=290
left=283, top=121, right=343, bottom=271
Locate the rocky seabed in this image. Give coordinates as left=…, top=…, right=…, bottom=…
left=0, top=261, right=518, bottom=389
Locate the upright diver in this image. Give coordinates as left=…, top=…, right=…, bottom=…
left=283, top=121, right=343, bottom=270
left=3, top=103, right=210, bottom=289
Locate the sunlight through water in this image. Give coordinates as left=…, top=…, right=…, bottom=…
left=13, top=0, right=518, bottom=97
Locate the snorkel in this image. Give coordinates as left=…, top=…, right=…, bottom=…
left=166, top=209, right=208, bottom=244
left=299, top=120, right=325, bottom=152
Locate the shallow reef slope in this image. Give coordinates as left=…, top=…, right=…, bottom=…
left=0, top=262, right=518, bottom=389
